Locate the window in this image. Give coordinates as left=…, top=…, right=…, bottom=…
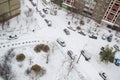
left=110, top=13, right=114, bottom=15
left=115, top=3, right=119, bottom=6
left=106, top=0, right=110, bottom=3
left=63, top=0, right=74, bottom=6
left=83, top=0, right=96, bottom=15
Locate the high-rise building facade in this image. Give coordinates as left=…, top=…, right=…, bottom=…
left=103, top=0, right=120, bottom=26
left=52, top=0, right=120, bottom=27
left=0, top=0, right=20, bottom=22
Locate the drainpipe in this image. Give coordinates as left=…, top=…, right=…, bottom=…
left=8, top=0, right=11, bottom=17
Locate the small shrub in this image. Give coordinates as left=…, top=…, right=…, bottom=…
left=31, top=64, right=41, bottom=73
left=34, top=44, right=44, bottom=53
left=16, top=54, right=25, bottom=62
left=42, top=45, right=50, bottom=52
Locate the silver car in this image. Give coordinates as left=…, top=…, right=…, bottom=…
left=64, top=29, right=70, bottom=35
left=8, top=34, right=18, bottom=40
left=56, top=38, right=66, bottom=47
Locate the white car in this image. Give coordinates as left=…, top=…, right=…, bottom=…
left=56, top=38, right=66, bottom=47
left=8, top=34, right=18, bottom=40
left=64, top=28, right=70, bottom=35
left=44, top=19, right=52, bottom=27
left=81, top=50, right=91, bottom=61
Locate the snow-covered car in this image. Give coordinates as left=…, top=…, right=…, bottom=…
left=64, top=28, right=70, bottom=35
left=56, top=38, right=66, bottom=47
left=81, top=50, right=91, bottom=61
left=101, top=34, right=107, bottom=40
left=99, top=72, right=109, bottom=80
left=44, top=19, right=52, bottom=27
left=89, top=34, right=97, bottom=39
left=8, top=34, right=18, bottom=40
left=67, top=27, right=76, bottom=31
left=39, top=10, right=45, bottom=18
left=78, top=30, right=86, bottom=36
left=42, top=8, right=48, bottom=14
left=67, top=50, right=73, bottom=59
left=113, top=44, right=119, bottom=51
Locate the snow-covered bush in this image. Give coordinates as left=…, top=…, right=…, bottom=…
left=0, top=48, right=16, bottom=80
left=16, top=53, right=25, bottom=62
left=0, top=63, right=12, bottom=80
left=4, top=48, right=15, bottom=63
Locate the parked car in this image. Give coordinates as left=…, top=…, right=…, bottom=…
left=42, top=8, right=48, bottom=14
left=107, top=34, right=113, bottom=42
left=8, top=34, right=18, bottom=40
left=67, top=50, right=74, bottom=59
left=64, top=28, right=70, bottom=35
left=44, top=19, right=52, bottom=27
left=101, top=34, right=107, bottom=40
left=113, top=44, right=119, bottom=51
left=67, top=27, right=76, bottom=31
left=89, top=34, right=97, bottom=39
left=78, top=30, right=86, bottom=36
left=56, top=38, right=66, bottom=47
left=39, top=10, right=45, bottom=18
left=99, top=72, right=109, bottom=80
left=115, top=58, right=120, bottom=66
left=81, top=50, right=91, bottom=61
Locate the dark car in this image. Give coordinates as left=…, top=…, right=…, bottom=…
left=115, top=58, right=120, bottom=66
left=44, top=19, right=52, bottom=27
left=64, top=29, right=70, bottom=35
left=99, top=72, right=109, bottom=80
left=107, top=34, right=113, bottom=42
left=89, top=34, right=97, bottom=39
left=67, top=50, right=73, bottom=59
left=42, top=8, right=48, bottom=14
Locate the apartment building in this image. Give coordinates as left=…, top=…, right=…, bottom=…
left=0, top=0, right=20, bottom=22
left=52, top=0, right=120, bottom=27
left=103, top=0, right=120, bottom=26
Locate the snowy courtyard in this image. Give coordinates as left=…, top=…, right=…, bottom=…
left=0, top=0, right=120, bottom=80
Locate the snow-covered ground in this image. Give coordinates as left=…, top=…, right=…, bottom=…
left=0, top=0, right=120, bottom=80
